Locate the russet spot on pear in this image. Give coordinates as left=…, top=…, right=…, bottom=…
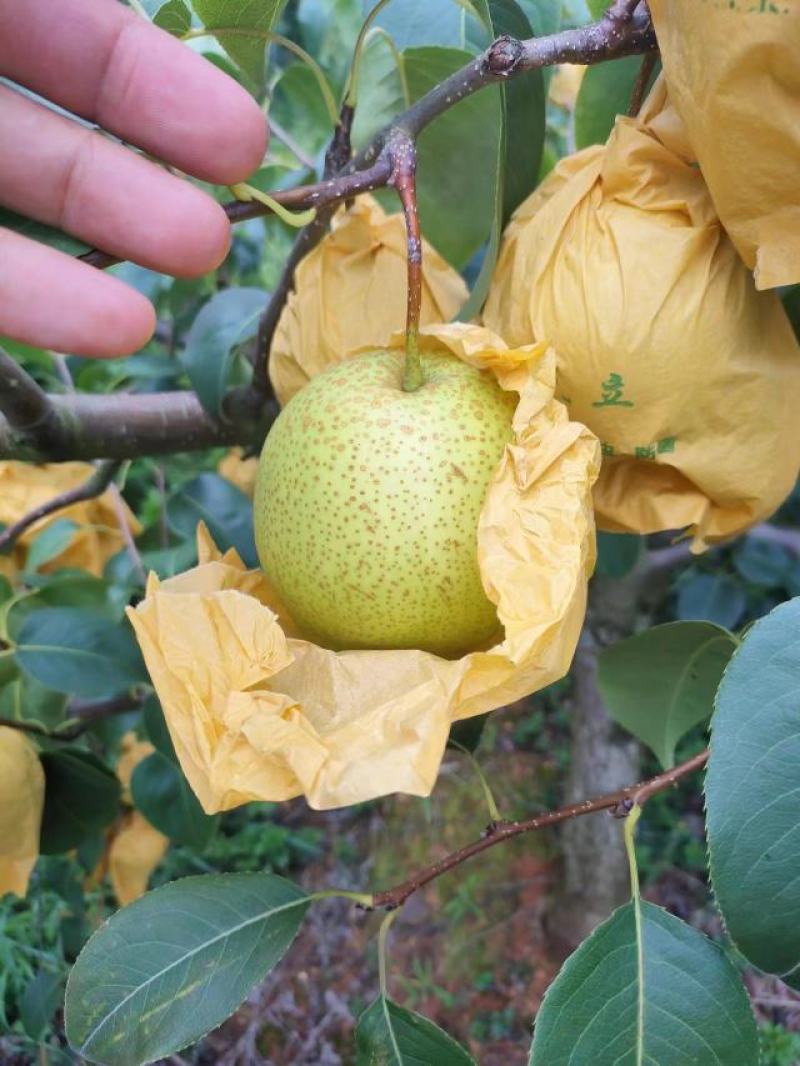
left=254, top=349, right=515, bottom=658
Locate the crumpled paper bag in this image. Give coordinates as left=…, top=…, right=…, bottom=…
left=268, top=195, right=469, bottom=407
left=128, top=323, right=599, bottom=811
left=0, top=461, right=141, bottom=579
left=0, top=727, right=44, bottom=897
left=218, top=448, right=259, bottom=498
left=649, top=0, right=800, bottom=290
left=105, top=733, right=168, bottom=906
left=483, top=79, right=800, bottom=548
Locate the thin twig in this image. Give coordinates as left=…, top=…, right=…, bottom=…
left=4, top=13, right=656, bottom=460
left=78, top=11, right=655, bottom=270
left=0, top=460, right=121, bottom=555
left=628, top=50, right=658, bottom=116
left=233, top=99, right=365, bottom=418
left=0, top=347, right=56, bottom=432
left=79, top=158, right=392, bottom=271
left=0, top=691, right=145, bottom=742
left=606, top=0, right=643, bottom=22
left=386, top=131, right=423, bottom=392
left=268, top=117, right=317, bottom=170
left=371, top=749, right=708, bottom=909
left=108, top=481, right=146, bottom=585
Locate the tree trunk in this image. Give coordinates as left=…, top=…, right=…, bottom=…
left=546, top=574, right=643, bottom=955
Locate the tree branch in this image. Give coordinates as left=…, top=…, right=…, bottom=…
left=78, top=10, right=655, bottom=269
left=628, top=50, right=658, bottom=117
left=0, top=459, right=121, bottom=555
left=371, top=748, right=708, bottom=909
left=5, top=11, right=656, bottom=461
left=79, top=157, right=393, bottom=271
left=0, top=389, right=274, bottom=461
left=0, top=347, right=64, bottom=453
left=0, top=691, right=145, bottom=742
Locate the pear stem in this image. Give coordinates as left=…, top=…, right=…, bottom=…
left=389, top=132, right=424, bottom=392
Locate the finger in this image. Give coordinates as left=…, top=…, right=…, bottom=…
left=0, top=228, right=155, bottom=358
left=0, top=0, right=267, bottom=185
left=0, top=85, right=231, bottom=277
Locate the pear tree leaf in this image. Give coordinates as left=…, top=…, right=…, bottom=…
left=706, top=598, right=800, bottom=988
left=65, top=873, right=310, bottom=1065
left=598, top=621, right=736, bottom=768
left=530, top=902, right=758, bottom=1064
left=356, top=997, right=476, bottom=1065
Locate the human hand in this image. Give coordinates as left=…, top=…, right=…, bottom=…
left=0, top=0, right=266, bottom=358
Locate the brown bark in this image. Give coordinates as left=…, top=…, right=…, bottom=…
left=547, top=574, right=645, bottom=955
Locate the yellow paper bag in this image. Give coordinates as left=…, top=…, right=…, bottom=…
left=483, top=80, right=800, bottom=548
left=0, top=461, right=141, bottom=579
left=129, top=323, right=599, bottom=811
left=648, top=0, right=800, bottom=289
left=91, top=733, right=169, bottom=906
left=268, top=195, right=469, bottom=406
left=0, top=727, right=44, bottom=897
left=108, top=812, right=169, bottom=907
left=218, top=448, right=259, bottom=498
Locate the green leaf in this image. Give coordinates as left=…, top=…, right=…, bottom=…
left=676, top=572, right=747, bottom=630
left=586, top=0, right=606, bottom=16
left=598, top=621, right=736, bottom=768
left=153, top=0, right=192, bottom=34
left=351, top=32, right=407, bottom=150
left=783, top=285, right=800, bottom=343
left=706, top=598, right=800, bottom=989
left=530, top=901, right=758, bottom=1065
left=575, top=54, right=659, bottom=149
left=356, top=997, right=476, bottom=1065
left=595, top=532, right=643, bottom=578
left=39, top=748, right=122, bottom=854
left=371, top=0, right=482, bottom=49
left=460, top=0, right=545, bottom=317
left=0, top=206, right=91, bottom=257
left=132, top=751, right=217, bottom=847
left=143, top=695, right=178, bottom=762
left=24, top=519, right=79, bottom=574
left=517, top=0, right=561, bottom=35
left=20, top=970, right=65, bottom=1040
left=16, top=607, right=146, bottom=699
left=107, top=538, right=198, bottom=588
left=271, top=62, right=333, bottom=157
left=485, top=2, right=545, bottom=226
left=180, top=288, right=265, bottom=417
left=0, top=674, right=67, bottom=730
left=65, top=873, right=310, bottom=1065
left=191, top=0, right=289, bottom=83
left=167, top=473, right=257, bottom=567
left=27, top=570, right=113, bottom=611
left=405, top=48, right=499, bottom=269
left=447, top=712, right=490, bottom=754
left=733, top=536, right=793, bottom=589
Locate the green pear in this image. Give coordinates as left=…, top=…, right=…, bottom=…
left=254, top=348, right=515, bottom=658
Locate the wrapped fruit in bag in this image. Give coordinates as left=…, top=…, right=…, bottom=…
left=109, top=733, right=168, bottom=905
left=128, top=324, right=599, bottom=811
left=0, top=461, right=140, bottom=580
left=268, top=195, right=468, bottom=407
left=648, top=0, right=800, bottom=290
left=483, top=79, right=800, bottom=548
left=87, top=733, right=168, bottom=906
left=0, top=727, right=44, bottom=897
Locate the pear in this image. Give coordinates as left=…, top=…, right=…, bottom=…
left=254, top=348, right=515, bottom=658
